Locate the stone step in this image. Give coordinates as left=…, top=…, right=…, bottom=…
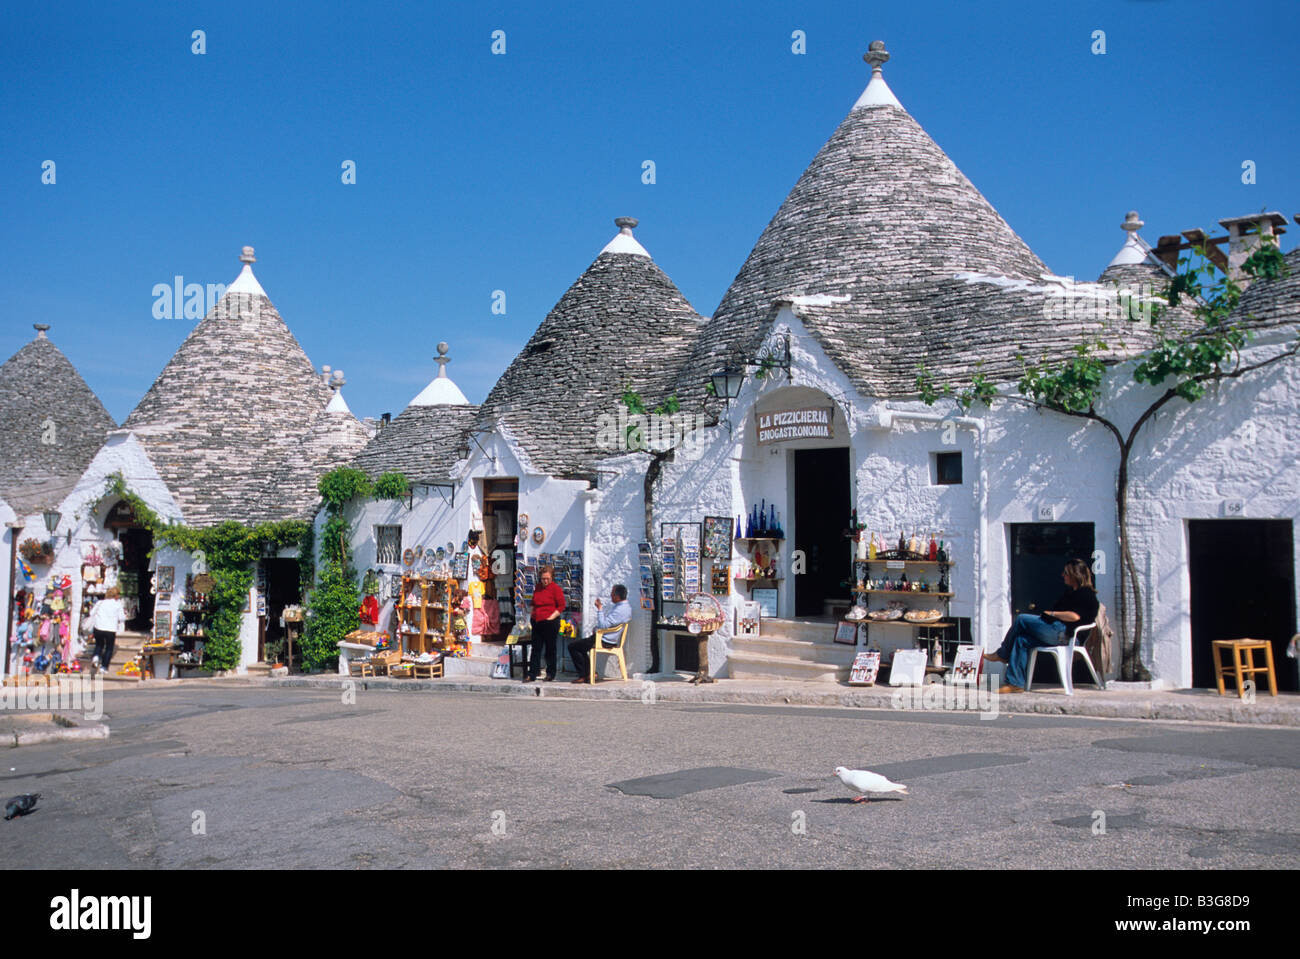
left=730, top=635, right=858, bottom=665
left=443, top=655, right=497, bottom=678
left=727, top=651, right=849, bottom=683
left=756, top=618, right=841, bottom=644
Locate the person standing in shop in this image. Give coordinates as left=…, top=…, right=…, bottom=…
left=526, top=566, right=564, bottom=683
left=89, top=586, right=126, bottom=675
left=569, top=584, right=631, bottom=684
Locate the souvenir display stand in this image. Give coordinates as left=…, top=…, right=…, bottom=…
left=397, top=575, right=460, bottom=655
left=848, top=533, right=957, bottom=680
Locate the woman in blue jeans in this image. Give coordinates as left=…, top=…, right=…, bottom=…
left=985, top=560, right=1099, bottom=692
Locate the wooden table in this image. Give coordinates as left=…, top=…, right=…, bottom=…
left=1211, top=639, right=1277, bottom=698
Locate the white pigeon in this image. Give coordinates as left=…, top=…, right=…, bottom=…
left=835, top=766, right=908, bottom=802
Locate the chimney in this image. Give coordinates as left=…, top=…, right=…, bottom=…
left=381, top=412, right=392, bottom=429
left=1218, top=212, right=1287, bottom=287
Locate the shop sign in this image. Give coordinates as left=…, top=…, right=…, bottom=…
left=756, top=406, right=834, bottom=445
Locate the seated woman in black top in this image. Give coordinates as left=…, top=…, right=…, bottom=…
left=984, top=559, right=1099, bottom=692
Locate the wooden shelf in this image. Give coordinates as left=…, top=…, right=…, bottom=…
left=855, top=559, right=954, bottom=567
left=735, top=577, right=782, bottom=584
left=862, top=620, right=954, bottom=627
left=735, top=536, right=784, bottom=542
left=854, top=589, right=953, bottom=597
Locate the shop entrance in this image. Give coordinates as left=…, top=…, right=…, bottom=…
left=119, top=527, right=155, bottom=633
left=1189, top=520, right=1296, bottom=691
left=1009, top=523, right=1096, bottom=615
left=793, top=447, right=850, bottom=618
left=480, top=478, right=518, bottom=642
left=260, top=559, right=301, bottom=664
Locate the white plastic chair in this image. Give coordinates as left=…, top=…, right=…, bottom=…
left=1025, top=623, right=1105, bottom=694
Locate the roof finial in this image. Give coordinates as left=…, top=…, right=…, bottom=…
left=33, top=323, right=50, bottom=339
left=435, top=341, right=451, bottom=378
left=615, top=216, right=639, bottom=235
left=1122, top=211, right=1144, bottom=233
left=864, top=40, right=890, bottom=77
left=240, top=246, right=256, bottom=264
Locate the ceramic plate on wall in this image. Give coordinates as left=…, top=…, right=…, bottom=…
left=532, top=527, right=545, bottom=544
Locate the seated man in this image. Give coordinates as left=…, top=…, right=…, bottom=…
left=569, top=584, right=631, bottom=683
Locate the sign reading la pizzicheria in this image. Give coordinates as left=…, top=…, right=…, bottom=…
left=756, top=406, right=834, bottom=445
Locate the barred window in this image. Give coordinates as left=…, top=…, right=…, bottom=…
left=375, top=525, right=402, bottom=566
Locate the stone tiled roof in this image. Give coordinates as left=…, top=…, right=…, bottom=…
left=353, top=404, right=480, bottom=484
left=1234, top=247, right=1300, bottom=331
left=261, top=397, right=374, bottom=522
left=0, top=327, right=116, bottom=515
left=675, top=45, right=1170, bottom=402
left=475, top=224, right=705, bottom=476
left=122, top=254, right=346, bottom=527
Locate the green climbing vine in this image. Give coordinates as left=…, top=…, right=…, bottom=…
left=301, top=466, right=411, bottom=671
left=93, top=474, right=309, bottom=672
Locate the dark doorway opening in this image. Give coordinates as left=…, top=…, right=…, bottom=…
left=119, top=527, right=155, bottom=632
left=1010, top=523, right=1098, bottom=684
left=1009, top=523, right=1096, bottom=616
left=261, top=559, right=301, bottom=664
left=794, top=447, right=850, bottom=618
left=1189, top=520, right=1296, bottom=691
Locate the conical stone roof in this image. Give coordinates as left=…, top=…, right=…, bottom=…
left=680, top=42, right=1144, bottom=400
left=0, top=325, right=117, bottom=515
left=264, top=385, right=373, bottom=522
left=1234, top=246, right=1300, bottom=332
left=121, top=247, right=341, bottom=527
left=476, top=218, right=705, bottom=476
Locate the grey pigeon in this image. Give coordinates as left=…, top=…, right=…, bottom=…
left=5, top=793, right=40, bottom=820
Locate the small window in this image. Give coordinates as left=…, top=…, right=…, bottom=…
left=375, top=525, right=402, bottom=565
left=934, top=451, right=962, bottom=485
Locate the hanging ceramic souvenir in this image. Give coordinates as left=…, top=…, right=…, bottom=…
left=532, top=527, right=545, bottom=544
left=518, top=513, right=530, bottom=528
left=402, top=548, right=415, bottom=567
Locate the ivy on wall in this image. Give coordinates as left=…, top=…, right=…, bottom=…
left=301, top=467, right=410, bottom=671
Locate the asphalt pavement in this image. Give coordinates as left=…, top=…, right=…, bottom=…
left=2, top=682, right=1297, bottom=869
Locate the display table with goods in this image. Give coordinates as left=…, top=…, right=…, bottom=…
left=683, top=593, right=726, bottom=684
left=846, top=529, right=958, bottom=683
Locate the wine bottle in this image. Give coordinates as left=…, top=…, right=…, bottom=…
left=769, top=504, right=776, bottom=536
left=897, top=531, right=906, bottom=556
left=928, top=532, right=938, bottom=561
left=909, top=530, right=919, bottom=556
left=759, top=499, right=766, bottom=536
left=868, top=533, right=877, bottom=560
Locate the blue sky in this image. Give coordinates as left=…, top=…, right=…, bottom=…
left=3, top=0, right=1297, bottom=423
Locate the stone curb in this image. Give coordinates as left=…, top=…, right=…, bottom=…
left=8, top=712, right=110, bottom=747
left=169, top=674, right=1300, bottom=727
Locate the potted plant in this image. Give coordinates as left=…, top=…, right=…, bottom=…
left=18, top=538, right=55, bottom=565
left=264, top=639, right=285, bottom=669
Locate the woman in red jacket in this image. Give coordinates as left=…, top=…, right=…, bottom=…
left=526, top=565, right=565, bottom=682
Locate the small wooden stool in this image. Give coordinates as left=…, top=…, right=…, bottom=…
left=349, top=662, right=374, bottom=678
left=411, top=661, right=443, bottom=679
left=1211, top=639, right=1277, bottom=698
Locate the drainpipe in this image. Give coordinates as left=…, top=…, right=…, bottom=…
left=872, top=408, right=988, bottom=648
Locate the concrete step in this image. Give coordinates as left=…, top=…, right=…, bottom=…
left=727, top=651, right=849, bottom=683
left=756, top=618, right=840, bottom=644
left=730, top=635, right=858, bottom=665
left=443, top=655, right=497, bottom=678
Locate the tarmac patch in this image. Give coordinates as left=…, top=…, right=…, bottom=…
left=1092, top=730, right=1300, bottom=769
left=865, top=752, right=1029, bottom=781
left=608, top=766, right=781, bottom=799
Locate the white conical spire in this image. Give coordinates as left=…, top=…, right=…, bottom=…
left=1107, top=211, right=1153, bottom=267
left=599, top=216, right=650, bottom=257
left=853, top=40, right=903, bottom=110
left=227, top=245, right=267, bottom=295
left=409, top=342, right=471, bottom=406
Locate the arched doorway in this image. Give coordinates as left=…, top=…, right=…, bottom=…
left=103, top=499, right=155, bottom=632
left=740, top=386, right=852, bottom=620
